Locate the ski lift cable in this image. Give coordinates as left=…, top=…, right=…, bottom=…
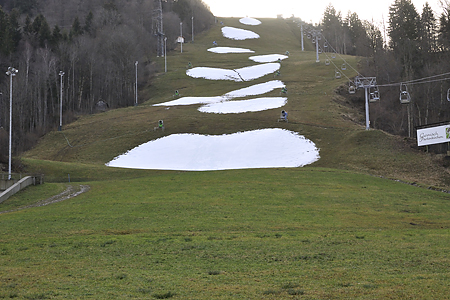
left=319, top=33, right=363, bottom=78
left=322, top=50, right=354, bottom=83
left=377, top=76, right=450, bottom=88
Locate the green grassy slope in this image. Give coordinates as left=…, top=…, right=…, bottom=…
left=1, top=17, right=450, bottom=299
left=23, top=18, right=450, bottom=187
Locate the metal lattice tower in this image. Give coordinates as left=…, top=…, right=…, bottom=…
left=152, top=0, right=164, bottom=57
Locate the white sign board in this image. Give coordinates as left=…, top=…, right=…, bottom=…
left=417, top=124, right=450, bottom=146
left=177, top=36, right=184, bottom=43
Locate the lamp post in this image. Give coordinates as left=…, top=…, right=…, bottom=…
left=6, top=67, right=18, bottom=180
left=59, top=71, right=64, bottom=131
left=300, top=22, right=304, bottom=51
left=180, top=22, right=183, bottom=53
left=135, top=61, right=138, bottom=106
left=164, top=37, right=167, bottom=73
left=192, top=16, right=194, bottom=42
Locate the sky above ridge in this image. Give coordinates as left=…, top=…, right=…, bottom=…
left=203, top=0, right=444, bottom=27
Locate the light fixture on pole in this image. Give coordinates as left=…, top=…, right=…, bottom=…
left=59, top=71, right=64, bottom=131
left=135, top=61, right=138, bottom=106
left=6, top=67, right=18, bottom=180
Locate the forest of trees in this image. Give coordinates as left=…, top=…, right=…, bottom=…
left=0, top=0, right=214, bottom=166
left=317, top=0, right=450, bottom=145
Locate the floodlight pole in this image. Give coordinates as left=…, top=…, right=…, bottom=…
left=192, top=16, right=194, bottom=42
left=6, top=67, right=18, bottom=180
left=315, top=35, right=319, bottom=62
left=300, top=23, right=304, bottom=51
left=59, top=71, right=64, bottom=131
left=164, top=37, right=167, bottom=73
left=135, top=61, right=138, bottom=106
left=180, top=22, right=183, bottom=53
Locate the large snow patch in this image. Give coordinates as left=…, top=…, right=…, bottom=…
left=186, top=63, right=280, bottom=82
left=106, top=129, right=320, bottom=171
left=198, top=97, right=287, bottom=114
left=221, top=26, right=260, bottom=40
left=208, top=47, right=255, bottom=54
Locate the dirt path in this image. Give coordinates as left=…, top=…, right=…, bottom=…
left=0, top=185, right=90, bottom=214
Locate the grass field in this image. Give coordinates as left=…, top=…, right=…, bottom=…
left=1, top=17, right=450, bottom=299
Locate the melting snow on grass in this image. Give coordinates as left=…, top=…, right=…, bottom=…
left=239, top=17, right=262, bottom=26
left=207, top=47, right=255, bottom=54
left=106, top=129, right=320, bottom=171
left=186, top=63, right=280, bottom=82
left=198, top=97, right=287, bottom=114
left=153, top=80, right=285, bottom=107
left=221, top=26, right=260, bottom=40
left=249, top=54, right=289, bottom=63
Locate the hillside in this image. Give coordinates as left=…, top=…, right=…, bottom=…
left=21, top=17, right=450, bottom=188
left=2, top=17, right=450, bottom=299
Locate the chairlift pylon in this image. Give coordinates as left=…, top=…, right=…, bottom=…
left=399, top=83, right=411, bottom=104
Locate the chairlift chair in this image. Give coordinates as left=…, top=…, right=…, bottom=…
left=447, top=88, right=450, bottom=101
left=324, top=42, right=328, bottom=48
left=348, top=83, right=356, bottom=94
left=325, top=59, right=330, bottom=66
left=399, top=84, right=411, bottom=104
left=335, top=70, right=341, bottom=79
left=341, top=63, right=347, bottom=70
left=318, top=48, right=322, bottom=54
left=369, top=87, right=380, bottom=102
left=331, top=53, right=336, bottom=59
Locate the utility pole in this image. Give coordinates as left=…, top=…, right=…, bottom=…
left=180, top=22, right=183, bottom=53
left=300, top=22, right=304, bottom=51
left=59, top=71, right=64, bottom=131
left=192, top=15, right=194, bottom=42
left=135, top=61, right=138, bottom=106
left=6, top=67, right=18, bottom=180
left=355, top=76, right=377, bottom=130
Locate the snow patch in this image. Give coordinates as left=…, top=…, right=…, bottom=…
left=198, top=97, right=287, bottom=114
left=239, top=17, right=262, bottom=26
left=221, top=26, right=260, bottom=40
left=154, top=80, right=286, bottom=107
left=106, top=129, right=320, bottom=171
left=249, top=54, right=289, bottom=63
left=186, top=63, right=280, bottom=82
left=207, top=47, right=255, bottom=54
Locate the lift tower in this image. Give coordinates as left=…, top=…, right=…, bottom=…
left=153, top=0, right=164, bottom=57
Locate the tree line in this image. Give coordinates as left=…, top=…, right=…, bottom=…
left=0, top=0, right=214, bottom=167
left=317, top=0, right=450, bottom=147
